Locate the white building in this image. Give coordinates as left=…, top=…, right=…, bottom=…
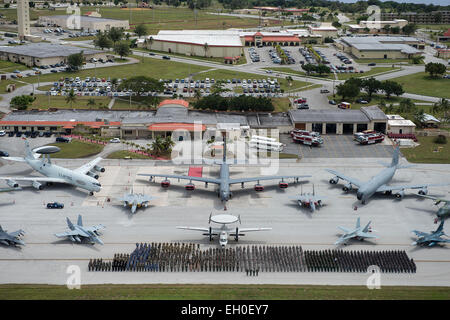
left=387, top=115, right=416, bottom=134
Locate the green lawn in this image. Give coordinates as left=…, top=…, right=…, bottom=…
left=0, top=60, right=28, bottom=73
left=0, top=79, right=27, bottom=94
left=271, top=97, right=292, bottom=112
left=327, top=93, right=430, bottom=110
left=416, top=24, right=450, bottom=31
left=389, top=72, right=450, bottom=99
left=0, top=284, right=449, bottom=300
left=106, top=150, right=153, bottom=159
left=62, top=36, right=96, bottom=41
left=401, top=136, right=450, bottom=164
left=354, top=58, right=412, bottom=64
left=47, top=141, right=104, bottom=158
left=31, top=95, right=111, bottom=109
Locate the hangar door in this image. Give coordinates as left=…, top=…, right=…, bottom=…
left=325, top=123, right=337, bottom=134
left=357, top=124, right=368, bottom=132
left=342, top=123, right=354, bottom=134
left=312, top=123, right=323, bottom=133
left=295, top=123, right=306, bottom=130
left=374, top=122, right=386, bottom=134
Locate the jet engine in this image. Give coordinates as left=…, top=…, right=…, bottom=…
left=395, top=190, right=405, bottom=199
left=342, top=183, right=352, bottom=192
left=185, top=183, right=195, bottom=191
left=87, top=171, right=99, bottom=179
left=6, top=179, right=19, bottom=188
left=254, top=184, right=264, bottom=192
left=279, top=181, right=288, bottom=189
left=418, top=187, right=428, bottom=195
left=94, top=165, right=105, bottom=173
left=161, top=179, right=170, bottom=188
left=32, top=180, right=44, bottom=190
left=329, top=177, right=339, bottom=184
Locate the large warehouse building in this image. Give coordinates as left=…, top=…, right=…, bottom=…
left=0, top=43, right=106, bottom=67
left=38, top=15, right=129, bottom=32
left=337, top=36, right=423, bottom=59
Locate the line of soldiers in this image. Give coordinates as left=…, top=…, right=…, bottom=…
left=88, top=243, right=416, bottom=274
left=304, top=249, right=416, bottom=273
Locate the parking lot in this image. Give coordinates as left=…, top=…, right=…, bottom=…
left=281, top=134, right=395, bottom=158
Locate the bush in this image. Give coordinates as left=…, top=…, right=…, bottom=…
left=434, top=135, right=447, bottom=144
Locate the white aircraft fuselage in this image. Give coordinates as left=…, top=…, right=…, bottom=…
left=356, top=166, right=396, bottom=203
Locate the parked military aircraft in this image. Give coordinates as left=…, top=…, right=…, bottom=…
left=117, top=189, right=156, bottom=214
left=0, top=225, right=25, bottom=246
left=335, top=217, right=378, bottom=245
left=177, top=213, right=272, bottom=248
left=139, top=138, right=310, bottom=203
left=417, top=194, right=450, bottom=223
left=0, top=139, right=104, bottom=195
left=412, top=221, right=450, bottom=247
left=288, top=185, right=325, bottom=212
left=55, top=215, right=105, bottom=245
left=326, top=145, right=447, bottom=204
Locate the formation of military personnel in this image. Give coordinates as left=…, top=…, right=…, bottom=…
left=304, top=249, right=416, bottom=273
left=88, top=243, right=416, bottom=274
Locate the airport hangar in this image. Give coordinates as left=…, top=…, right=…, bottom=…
left=38, top=15, right=130, bottom=32
left=336, top=36, right=424, bottom=59
left=0, top=100, right=388, bottom=138
left=0, top=43, right=107, bottom=67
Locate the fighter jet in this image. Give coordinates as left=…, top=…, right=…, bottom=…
left=326, top=145, right=447, bottom=204
left=412, top=221, right=450, bottom=247
left=0, top=139, right=104, bottom=195
left=117, top=189, right=156, bottom=214
left=335, top=217, right=378, bottom=245
left=177, top=213, right=272, bottom=248
left=288, top=185, right=325, bottom=212
left=139, top=137, right=310, bottom=204
left=0, top=225, right=25, bottom=246
left=55, top=215, right=105, bottom=245
left=417, top=194, right=450, bottom=223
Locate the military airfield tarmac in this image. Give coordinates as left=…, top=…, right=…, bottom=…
left=0, top=148, right=449, bottom=287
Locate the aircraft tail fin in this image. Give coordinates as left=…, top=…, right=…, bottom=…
left=222, top=135, right=227, bottom=163
left=77, top=215, right=83, bottom=227
left=390, top=144, right=400, bottom=168
left=67, top=217, right=75, bottom=230
left=362, top=221, right=372, bottom=233
left=356, top=217, right=360, bottom=229
left=436, top=220, right=445, bottom=234
left=0, top=225, right=3, bottom=232
left=23, top=138, right=34, bottom=160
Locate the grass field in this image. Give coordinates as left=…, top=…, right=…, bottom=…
left=354, top=58, right=412, bottom=64
left=0, top=284, right=449, bottom=300
left=271, top=97, right=292, bottom=112
left=31, top=95, right=112, bottom=109
left=0, top=60, right=28, bottom=73
left=47, top=141, right=104, bottom=158
left=0, top=79, right=27, bottom=94
left=106, top=150, right=153, bottom=159
left=401, top=136, right=450, bottom=164
left=388, top=72, right=450, bottom=99
left=327, top=93, right=430, bottom=110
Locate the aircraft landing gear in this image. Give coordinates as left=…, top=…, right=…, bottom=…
left=89, top=191, right=94, bottom=196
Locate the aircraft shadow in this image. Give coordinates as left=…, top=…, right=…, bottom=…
left=169, top=238, right=271, bottom=246
left=0, top=244, right=24, bottom=251
left=50, top=239, right=103, bottom=251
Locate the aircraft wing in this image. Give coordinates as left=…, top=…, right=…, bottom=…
left=376, top=183, right=450, bottom=193
left=74, top=157, right=103, bottom=174
left=326, top=169, right=363, bottom=188
left=55, top=230, right=82, bottom=238
left=233, top=228, right=272, bottom=233
left=85, top=224, right=105, bottom=233
left=0, top=176, right=67, bottom=184
left=139, top=174, right=221, bottom=185
left=338, top=226, right=352, bottom=234
left=412, top=230, right=429, bottom=237
left=356, top=231, right=378, bottom=239
left=417, top=194, right=450, bottom=204
left=176, top=227, right=210, bottom=232
left=228, top=175, right=310, bottom=185
left=1, top=156, right=27, bottom=162
left=8, top=230, right=25, bottom=238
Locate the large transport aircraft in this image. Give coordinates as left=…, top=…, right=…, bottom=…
left=0, top=139, right=104, bottom=195
left=177, top=213, right=271, bottom=248
left=139, top=138, right=311, bottom=202
left=326, top=145, right=448, bottom=204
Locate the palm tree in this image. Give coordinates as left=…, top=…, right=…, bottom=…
left=194, top=89, right=202, bottom=102
left=203, top=42, right=209, bottom=57
left=433, top=98, right=450, bottom=120
left=65, top=89, right=76, bottom=108
left=87, top=98, right=96, bottom=108
left=151, top=136, right=164, bottom=156
left=286, top=76, right=293, bottom=87
left=162, top=136, right=175, bottom=155
left=147, top=36, right=154, bottom=50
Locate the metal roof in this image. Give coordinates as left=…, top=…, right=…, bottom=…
left=361, top=106, right=388, bottom=121
left=0, top=43, right=102, bottom=58
left=289, top=109, right=372, bottom=123
left=41, top=15, right=128, bottom=23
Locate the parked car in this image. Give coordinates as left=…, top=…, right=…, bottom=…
left=47, top=202, right=64, bottom=209
left=368, top=63, right=376, bottom=66
left=0, top=150, right=9, bottom=157
left=320, top=89, right=330, bottom=94
left=162, top=56, right=171, bottom=60
left=356, top=98, right=369, bottom=104
left=0, top=130, right=6, bottom=136
left=328, top=100, right=336, bottom=105
left=109, top=138, right=121, bottom=143
left=55, top=137, right=70, bottom=143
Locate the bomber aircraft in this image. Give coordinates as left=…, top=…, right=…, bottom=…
left=417, top=194, right=450, bottom=223
left=0, top=225, right=25, bottom=246
left=0, top=139, right=104, bottom=195
left=335, top=217, right=378, bottom=245
left=288, top=185, right=325, bottom=212
left=326, top=145, right=447, bottom=204
left=177, top=213, right=271, bottom=248
left=55, top=215, right=105, bottom=245
left=117, top=189, right=156, bottom=214
left=412, top=221, right=450, bottom=247
left=139, top=138, right=310, bottom=204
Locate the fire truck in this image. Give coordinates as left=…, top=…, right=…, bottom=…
left=290, top=129, right=324, bottom=146
left=353, top=130, right=376, bottom=140
left=356, top=132, right=385, bottom=145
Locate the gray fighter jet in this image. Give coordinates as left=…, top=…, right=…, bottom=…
left=177, top=213, right=272, bottom=248
left=0, top=139, right=104, bottom=195
left=412, top=221, right=450, bottom=247
left=0, top=225, right=25, bottom=246
left=335, top=217, right=378, bottom=245
left=327, top=145, right=447, bottom=204
left=417, top=194, right=450, bottom=223
left=55, top=215, right=105, bottom=245
left=117, top=189, right=156, bottom=214
left=139, top=138, right=310, bottom=203
left=288, top=185, right=326, bottom=212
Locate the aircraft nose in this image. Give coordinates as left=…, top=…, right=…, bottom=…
left=357, top=192, right=363, bottom=200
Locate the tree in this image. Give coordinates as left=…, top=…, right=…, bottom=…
left=332, top=20, right=341, bottom=28
left=398, top=98, right=416, bottom=114
left=151, top=136, right=164, bottom=156
left=381, top=80, right=404, bottom=99
left=301, top=63, right=316, bottom=76
left=402, top=24, right=417, bottom=36
left=391, top=26, right=400, bottom=34
left=361, top=77, right=381, bottom=99
left=203, top=42, right=209, bottom=57
left=67, top=51, right=84, bottom=71
left=87, top=98, right=96, bottom=108
left=10, top=95, right=34, bottom=110
left=108, top=27, right=124, bottom=44
left=382, top=24, right=391, bottom=34
left=118, top=76, right=164, bottom=96
left=336, top=81, right=360, bottom=101
left=285, top=76, right=293, bottom=87
left=411, top=55, right=424, bottom=64
left=316, top=64, right=331, bottom=75
left=413, top=108, right=426, bottom=127
left=94, top=32, right=113, bottom=50
left=211, top=80, right=230, bottom=95
left=162, top=136, right=175, bottom=155
left=194, top=89, right=202, bottom=101
left=114, top=42, right=131, bottom=59
left=146, top=36, right=154, bottom=50
left=134, top=24, right=147, bottom=38
left=425, top=62, right=446, bottom=78
left=432, top=98, right=450, bottom=120
left=65, top=89, right=77, bottom=108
